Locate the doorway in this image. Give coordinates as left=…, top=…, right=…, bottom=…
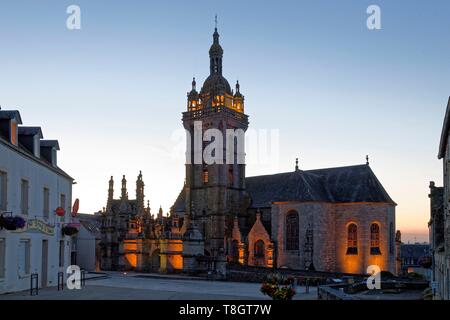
left=41, top=240, right=48, bottom=288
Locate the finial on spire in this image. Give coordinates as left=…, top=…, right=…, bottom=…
left=236, top=80, right=240, bottom=93
left=192, top=77, right=196, bottom=90
left=215, top=14, right=218, bottom=30
left=295, top=157, right=299, bottom=171
left=366, top=155, right=369, bottom=165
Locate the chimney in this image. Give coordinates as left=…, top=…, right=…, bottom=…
left=40, top=140, right=60, bottom=167
left=18, top=127, right=43, bottom=158
left=0, top=110, right=22, bottom=146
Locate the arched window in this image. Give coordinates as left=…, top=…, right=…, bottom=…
left=254, top=240, right=265, bottom=257
left=370, top=223, right=381, bottom=255
left=346, top=223, right=358, bottom=255
left=286, top=211, right=299, bottom=250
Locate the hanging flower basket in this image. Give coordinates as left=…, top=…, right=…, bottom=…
left=260, top=273, right=296, bottom=300
left=0, top=215, right=26, bottom=231
left=61, top=225, right=79, bottom=236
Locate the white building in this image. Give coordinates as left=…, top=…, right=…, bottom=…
left=72, top=213, right=101, bottom=272
left=0, top=108, right=73, bottom=294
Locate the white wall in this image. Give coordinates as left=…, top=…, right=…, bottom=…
left=75, top=225, right=97, bottom=271
left=0, top=142, right=73, bottom=294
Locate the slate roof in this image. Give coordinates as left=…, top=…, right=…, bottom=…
left=109, top=199, right=138, bottom=215
left=171, top=164, right=395, bottom=211
left=0, top=110, right=22, bottom=123
left=400, top=244, right=430, bottom=260
left=18, top=126, right=43, bottom=137
left=40, top=140, right=60, bottom=150
left=171, top=186, right=186, bottom=214
left=247, top=165, right=395, bottom=208
left=438, top=97, right=450, bottom=159
left=77, top=213, right=102, bottom=238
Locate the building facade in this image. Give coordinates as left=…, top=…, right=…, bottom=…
left=0, top=108, right=73, bottom=294
left=95, top=26, right=398, bottom=277
left=429, top=97, right=450, bottom=299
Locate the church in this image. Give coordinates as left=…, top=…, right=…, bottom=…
left=97, top=25, right=398, bottom=277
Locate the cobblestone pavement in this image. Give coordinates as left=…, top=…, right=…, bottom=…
left=0, top=271, right=318, bottom=300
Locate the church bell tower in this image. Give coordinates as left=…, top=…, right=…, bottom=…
left=182, top=23, right=250, bottom=257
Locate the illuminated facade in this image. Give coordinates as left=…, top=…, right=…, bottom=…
left=97, top=26, right=398, bottom=276
left=172, top=26, right=398, bottom=276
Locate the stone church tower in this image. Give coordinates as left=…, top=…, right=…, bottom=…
left=182, top=26, right=250, bottom=258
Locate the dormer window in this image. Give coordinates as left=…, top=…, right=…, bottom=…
left=10, top=120, right=18, bottom=146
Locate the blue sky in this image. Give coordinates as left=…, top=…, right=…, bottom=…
left=1, top=0, right=449, bottom=243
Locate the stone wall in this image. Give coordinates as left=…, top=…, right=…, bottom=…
left=334, top=203, right=396, bottom=274
left=272, top=202, right=335, bottom=271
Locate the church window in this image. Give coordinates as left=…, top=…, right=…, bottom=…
left=202, top=167, right=209, bottom=184
left=370, top=223, right=381, bottom=255
left=254, top=240, right=265, bottom=257
left=286, top=211, right=299, bottom=250
left=346, top=223, right=358, bottom=255
left=228, top=165, right=234, bottom=185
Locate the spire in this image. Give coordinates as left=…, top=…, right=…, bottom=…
left=136, top=171, right=145, bottom=214
left=295, top=157, right=299, bottom=172
left=209, top=16, right=223, bottom=75
left=121, top=175, right=128, bottom=200
left=107, top=176, right=114, bottom=212
left=192, top=77, right=196, bottom=91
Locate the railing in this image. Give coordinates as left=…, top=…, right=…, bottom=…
left=30, top=273, right=39, bottom=296
left=183, top=106, right=248, bottom=122
left=57, top=271, right=64, bottom=290
left=81, top=269, right=86, bottom=287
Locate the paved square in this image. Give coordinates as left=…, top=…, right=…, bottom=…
left=0, top=272, right=317, bottom=300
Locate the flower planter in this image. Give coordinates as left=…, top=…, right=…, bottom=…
left=0, top=215, right=26, bottom=231
left=260, top=273, right=296, bottom=300
left=61, top=225, right=79, bottom=236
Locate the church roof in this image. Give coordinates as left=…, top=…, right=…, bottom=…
left=171, top=164, right=396, bottom=211
left=109, top=199, right=138, bottom=215
left=246, top=164, right=395, bottom=208
left=171, top=186, right=186, bottom=214
left=200, top=74, right=232, bottom=95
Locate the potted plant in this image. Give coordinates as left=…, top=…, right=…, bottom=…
left=0, top=215, right=26, bottom=231
left=260, top=273, right=296, bottom=300
left=61, top=225, right=79, bottom=236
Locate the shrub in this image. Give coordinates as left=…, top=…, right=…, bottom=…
left=260, top=273, right=296, bottom=300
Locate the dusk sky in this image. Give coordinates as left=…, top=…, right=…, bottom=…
left=1, top=0, right=449, bottom=243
